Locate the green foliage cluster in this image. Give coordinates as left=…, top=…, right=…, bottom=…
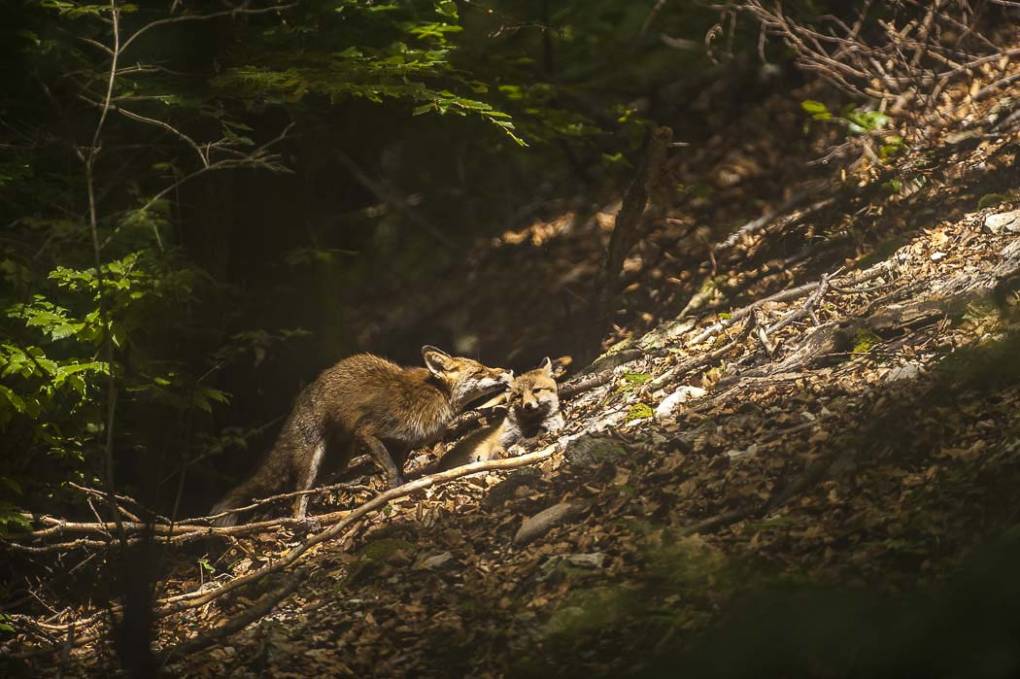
left=801, top=99, right=906, bottom=158
left=212, top=0, right=526, bottom=144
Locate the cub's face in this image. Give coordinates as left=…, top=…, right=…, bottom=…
left=509, top=358, right=559, bottom=422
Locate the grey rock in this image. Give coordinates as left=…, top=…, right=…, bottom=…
left=984, top=210, right=1020, bottom=235
left=886, top=362, right=923, bottom=383
left=564, top=552, right=606, bottom=569
left=655, top=385, right=707, bottom=420
left=564, top=435, right=626, bottom=470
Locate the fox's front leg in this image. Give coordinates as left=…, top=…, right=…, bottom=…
left=358, top=431, right=406, bottom=487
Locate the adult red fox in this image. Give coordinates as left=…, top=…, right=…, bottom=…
left=212, top=346, right=511, bottom=525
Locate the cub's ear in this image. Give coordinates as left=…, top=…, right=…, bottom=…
left=422, top=345, right=452, bottom=374
left=538, top=356, right=553, bottom=375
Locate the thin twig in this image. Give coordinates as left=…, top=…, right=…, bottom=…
left=119, top=4, right=296, bottom=54
left=82, top=0, right=127, bottom=550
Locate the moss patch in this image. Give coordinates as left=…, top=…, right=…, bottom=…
left=626, top=402, right=655, bottom=421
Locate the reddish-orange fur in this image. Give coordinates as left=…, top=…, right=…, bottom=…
left=439, top=357, right=564, bottom=470
left=212, top=346, right=509, bottom=525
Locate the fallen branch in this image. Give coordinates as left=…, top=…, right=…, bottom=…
left=647, top=313, right=757, bottom=390
left=8, top=478, right=378, bottom=549
left=559, top=370, right=618, bottom=400
left=763, top=267, right=843, bottom=336
left=68, top=483, right=154, bottom=523
left=155, top=444, right=561, bottom=614
left=562, top=264, right=892, bottom=400
left=10, top=440, right=564, bottom=651
left=686, top=263, right=888, bottom=347
left=3, top=537, right=114, bottom=554
left=713, top=185, right=831, bottom=252
left=7, top=406, right=521, bottom=550
left=159, top=570, right=305, bottom=662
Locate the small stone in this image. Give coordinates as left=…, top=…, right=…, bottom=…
left=564, top=552, right=606, bottom=569
left=886, top=362, right=923, bottom=383
left=984, top=210, right=1020, bottom=235
left=930, top=251, right=946, bottom=261
left=416, top=551, right=454, bottom=570
left=726, top=444, right=757, bottom=462
left=655, top=385, right=707, bottom=420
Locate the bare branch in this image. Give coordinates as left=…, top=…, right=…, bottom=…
left=731, top=0, right=1015, bottom=126
left=78, top=94, right=209, bottom=167
left=119, top=4, right=296, bottom=55
left=79, top=37, right=113, bottom=56
left=100, top=122, right=294, bottom=250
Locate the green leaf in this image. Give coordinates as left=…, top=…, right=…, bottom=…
left=0, top=385, right=27, bottom=413
left=845, top=108, right=889, bottom=134
left=801, top=99, right=831, bottom=120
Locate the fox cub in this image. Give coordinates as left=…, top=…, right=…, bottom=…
left=439, top=357, right=564, bottom=470
left=212, top=346, right=510, bottom=525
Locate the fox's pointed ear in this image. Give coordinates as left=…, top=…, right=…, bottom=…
left=538, top=357, right=553, bottom=375
left=422, top=345, right=451, bottom=374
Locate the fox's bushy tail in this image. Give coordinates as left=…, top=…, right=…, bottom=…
left=210, top=472, right=279, bottom=527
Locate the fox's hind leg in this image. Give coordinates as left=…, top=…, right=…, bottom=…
left=292, top=439, right=327, bottom=520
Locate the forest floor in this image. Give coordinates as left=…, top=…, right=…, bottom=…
left=8, top=51, right=1020, bottom=678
